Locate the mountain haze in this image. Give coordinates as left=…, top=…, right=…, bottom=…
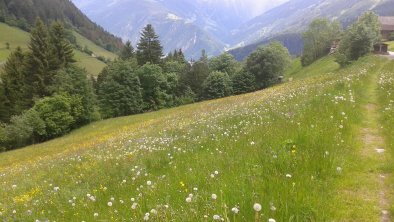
left=229, top=0, right=394, bottom=60
left=71, top=0, right=287, bottom=58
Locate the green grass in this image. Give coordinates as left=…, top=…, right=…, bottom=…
left=1, top=55, right=393, bottom=221
left=73, top=31, right=117, bottom=61
left=285, top=56, right=340, bottom=80
left=0, top=22, right=110, bottom=76
left=378, top=61, right=394, bottom=216
left=0, top=23, right=30, bottom=61
left=386, top=41, right=394, bottom=51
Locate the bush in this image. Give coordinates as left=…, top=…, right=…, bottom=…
left=34, top=94, right=83, bottom=139
left=2, top=109, right=45, bottom=149
left=51, top=66, right=98, bottom=125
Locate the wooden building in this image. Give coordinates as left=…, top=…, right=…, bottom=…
left=374, top=43, right=388, bottom=54
left=379, top=17, right=394, bottom=41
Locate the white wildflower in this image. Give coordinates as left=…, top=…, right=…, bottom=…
left=253, top=203, right=262, bottom=212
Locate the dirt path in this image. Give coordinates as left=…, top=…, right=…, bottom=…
left=360, top=64, right=392, bottom=222
left=381, top=52, right=394, bottom=60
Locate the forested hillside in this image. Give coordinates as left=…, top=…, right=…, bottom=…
left=0, top=0, right=123, bottom=52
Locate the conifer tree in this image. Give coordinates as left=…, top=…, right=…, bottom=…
left=136, top=24, right=163, bottom=65
left=25, top=18, right=52, bottom=97
left=120, top=40, right=135, bottom=60
left=0, top=81, right=10, bottom=123
left=49, top=21, right=75, bottom=69
left=1, top=47, right=31, bottom=119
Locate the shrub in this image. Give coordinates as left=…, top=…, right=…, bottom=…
left=34, top=94, right=83, bottom=139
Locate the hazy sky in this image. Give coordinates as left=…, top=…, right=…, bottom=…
left=73, top=0, right=289, bottom=17
left=215, top=0, right=289, bottom=17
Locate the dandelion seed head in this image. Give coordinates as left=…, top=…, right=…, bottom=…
left=231, top=207, right=239, bottom=214
left=253, top=203, right=262, bottom=212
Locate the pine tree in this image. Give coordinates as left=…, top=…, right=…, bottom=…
left=49, top=21, right=75, bottom=69
left=120, top=40, right=135, bottom=60
left=177, top=49, right=186, bottom=63
left=25, top=18, right=53, bottom=97
left=199, top=49, right=208, bottom=63
left=0, top=81, right=10, bottom=123
left=1, top=47, right=32, bottom=120
left=136, top=24, right=163, bottom=65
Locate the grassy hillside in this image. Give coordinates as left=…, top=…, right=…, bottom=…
left=285, top=56, right=340, bottom=80
left=0, top=0, right=123, bottom=51
left=0, top=22, right=116, bottom=75
left=0, top=55, right=393, bottom=221
left=0, top=22, right=29, bottom=62
left=387, top=41, right=394, bottom=51
left=73, top=31, right=118, bottom=61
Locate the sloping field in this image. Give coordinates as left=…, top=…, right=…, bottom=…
left=0, top=56, right=393, bottom=221
left=0, top=23, right=116, bottom=75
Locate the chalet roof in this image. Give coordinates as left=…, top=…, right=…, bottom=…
left=379, top=16, right=394, bottom=31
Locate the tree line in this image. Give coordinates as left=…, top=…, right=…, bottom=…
left=0, top=20, right=291, bottom=151
left=301, top=11, right=382, bottom=67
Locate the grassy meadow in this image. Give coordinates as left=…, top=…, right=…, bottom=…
left=1, top=55, right=393, bottom=221
left=0, top=22, right=116, bottom=75
left=378, top=61, right=394, bottom=216
left=387, top=41, right=394, bottom=51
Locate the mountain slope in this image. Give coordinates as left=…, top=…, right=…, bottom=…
left=229, top=33, right=303, bottom=61
left=228, top=0, right=394, bottom=60
left=0, top=22, right=116, bottom=75
left=0, top=0, right=123, bottom=52
left=1, top=55, right=393, bottom=221
left=231, top=0, right=391, bottom=45
left=71, top=0, right=287, bottom=58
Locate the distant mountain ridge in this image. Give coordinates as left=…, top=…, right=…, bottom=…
left=71, top=0, right=394, bottom=59
left=229, top=0, right=394, bottom=60
left=71, top=0, right=287, bottom=59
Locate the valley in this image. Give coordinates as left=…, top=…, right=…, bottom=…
left=1, top=55, right=393, bottom=221
left=1, top=1, right=394, bottom=221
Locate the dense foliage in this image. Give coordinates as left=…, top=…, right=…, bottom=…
left=96, top=60, right=143, bottom=118
left=301, top=19, right=341, bottom=66
left=0, top=19, right=96, bottom=149
left=335, top=12, right=381, bottom=66
left=245, top=41, right=291, bottom=89
left=202, top=71, right=233, bottom=99
left=0, top=0, right=123, bottom=52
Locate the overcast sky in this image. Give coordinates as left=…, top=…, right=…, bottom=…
left=225, top=0, right=289, bottom=16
